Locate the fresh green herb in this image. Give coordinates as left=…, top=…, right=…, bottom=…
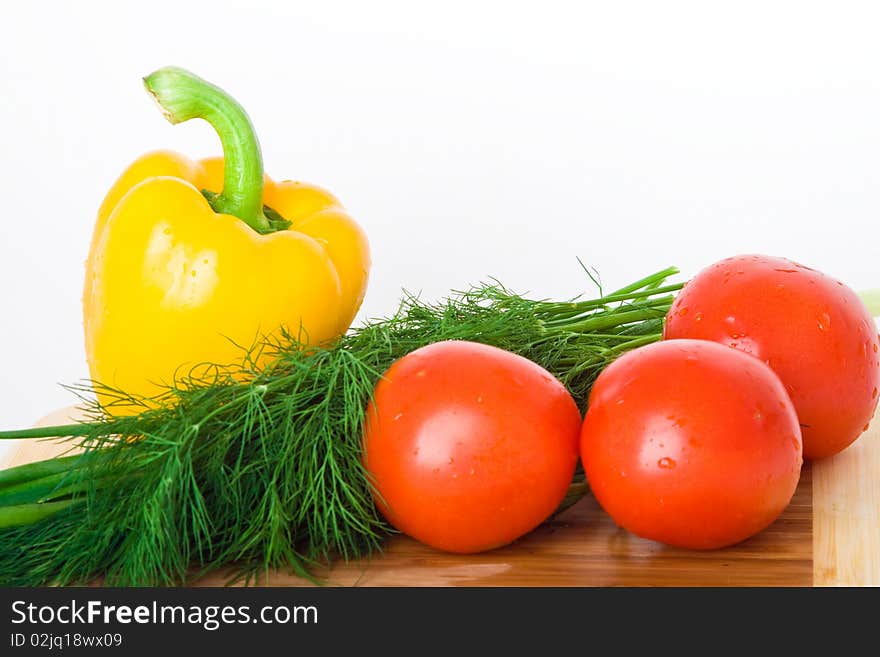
left=0, top=267, right=681, bottom=586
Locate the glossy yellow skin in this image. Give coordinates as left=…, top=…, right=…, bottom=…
left=84, top=150, right=370, bottom=406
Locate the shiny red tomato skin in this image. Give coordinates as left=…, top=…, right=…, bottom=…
left=363, top=340, right=581, bottom=553
left=664, top=255, right=880, bottom=459
left=580, top=339, right=803, bottom=550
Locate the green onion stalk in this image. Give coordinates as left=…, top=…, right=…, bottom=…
left=0, top=269, right=682, bottom=586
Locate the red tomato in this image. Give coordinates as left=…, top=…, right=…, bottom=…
left=664, top=255, right=880, bottom=459
left=580, top=339, right=803, bottom=550
left=362, top=340, right=581, bottom=553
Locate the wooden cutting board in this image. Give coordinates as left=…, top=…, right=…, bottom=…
left=2, top=406, right=877, bottom=586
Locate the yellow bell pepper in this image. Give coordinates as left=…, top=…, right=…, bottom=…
left=83, top=67, right=370, bottom=407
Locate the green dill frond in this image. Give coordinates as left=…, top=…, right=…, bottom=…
left=0, top=268, right=681, bottom=586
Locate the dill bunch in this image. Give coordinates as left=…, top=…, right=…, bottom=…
left=0, top=267, right=681, bottom=586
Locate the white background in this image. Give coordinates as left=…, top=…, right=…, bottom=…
left=1, top=1, right=879, bottom=460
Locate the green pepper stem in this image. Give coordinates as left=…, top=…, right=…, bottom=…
left=143, top=66, right=270, bottom=233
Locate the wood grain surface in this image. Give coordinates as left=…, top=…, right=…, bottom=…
left=813, top=424, right=880, bottom=586
left=3, top=406, right=877, bottom=586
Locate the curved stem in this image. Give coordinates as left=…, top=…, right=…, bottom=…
left=143, top=66, right=270, bottom=233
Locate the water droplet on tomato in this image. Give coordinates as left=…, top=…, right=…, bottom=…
left=694, top=312, right=703, bottom=322
left=862, top=423, right=870, bottom=432
left=657, top=457, right=676, bottom=469
left=677, top=307, right=689, bottom=317
left=791, top=436, right=801, bottom=451
left=476, top=396, right=483, bottom=403
left=616, top=398, right=625, bottom=405
left=394, top=413, right=403, bottom=421
left=817, top=312, right=831, bottom=332
left=873, top=387, right=878, bottom=399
